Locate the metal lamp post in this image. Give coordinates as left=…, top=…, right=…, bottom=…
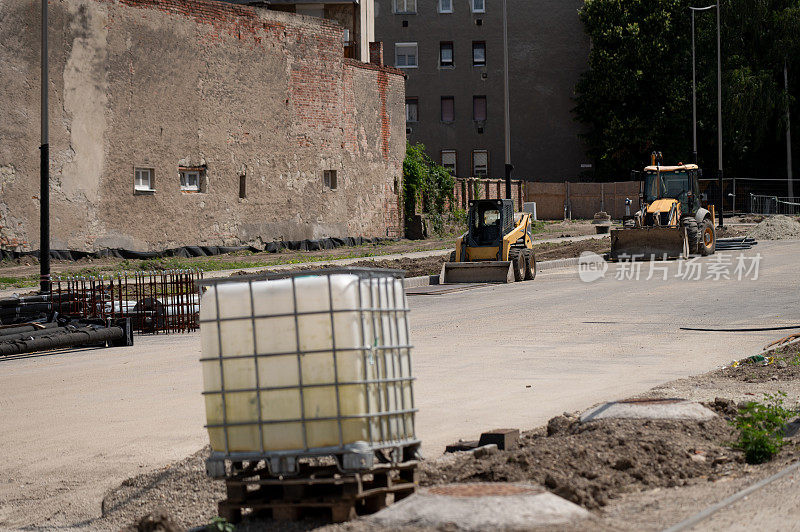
left=690, top=3, right=723, bottom=227
left=40, top=0, right=51, bottom=293
left=502, top=0, right=513, bottom=199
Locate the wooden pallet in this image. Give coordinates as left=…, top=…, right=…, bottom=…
left=218, top=460, right=418, bottom=523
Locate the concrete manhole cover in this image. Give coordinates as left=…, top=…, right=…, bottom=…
left=580, top=398, right=717, bottom=422
left=428, top=483, right=542, bottom=497
left=617, top=397, right=686, bottom=405
left=369, top=483, right=589, bottom=530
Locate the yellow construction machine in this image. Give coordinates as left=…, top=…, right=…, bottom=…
left=610, top=156, right=716, bottom=260
left=441, top=199, right=536, bottom=283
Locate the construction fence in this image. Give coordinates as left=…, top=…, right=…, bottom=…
left=450, top=177, right=797, bottom=220
left=525, top=181, right=642, bottom=220
left=452, top=178, right=526, bottom=212
left=452, top=178, right=639, bottom=220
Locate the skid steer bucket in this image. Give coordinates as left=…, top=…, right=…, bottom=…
left=440, top=261, right=515, bottom=284
left=610, top=226, right=689, bottom=260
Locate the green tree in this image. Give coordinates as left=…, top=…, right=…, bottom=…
left=576, top=0, right=800, bottom=181
left=402, top=142, right=455, bottom=234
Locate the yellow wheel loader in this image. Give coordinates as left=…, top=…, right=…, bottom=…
left=610, top=161, right=716, bottom=260
left=440, top=199, right=536, bottom=283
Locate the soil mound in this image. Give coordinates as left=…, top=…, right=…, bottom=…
left=747, top=215, right=800, bottom=240
left=420, top=416, right=740, bottom=510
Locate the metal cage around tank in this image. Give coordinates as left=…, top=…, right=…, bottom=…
left=198, top=268, right=420, bottom=477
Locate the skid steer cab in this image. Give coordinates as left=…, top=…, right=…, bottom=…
left=441, top=199, right=536, bottom=283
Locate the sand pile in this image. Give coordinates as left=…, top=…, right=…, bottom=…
left=747, top=215, right=800, bottom=240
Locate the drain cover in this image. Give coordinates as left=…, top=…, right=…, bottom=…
left=618, top=397, right=686, bottom=405
left=428, top=483, right=541, bottom=497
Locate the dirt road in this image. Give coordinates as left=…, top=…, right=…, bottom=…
left=1, top=240, right=798, bottom=529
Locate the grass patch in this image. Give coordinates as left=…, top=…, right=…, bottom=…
left=731, top=391, right=796, bottom=464
left=0, top=275, right=39, bottom=290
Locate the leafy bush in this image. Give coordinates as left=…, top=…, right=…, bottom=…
left=403, top=142, right=455, bottom=236
left=206, top=516, right=235, bottom=532
left=451, top=208, right=468, bottom=226
left=731, top=391, right=795, bottom=464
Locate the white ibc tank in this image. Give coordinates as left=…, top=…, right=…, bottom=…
left=200, top=273, right=415, bottom=454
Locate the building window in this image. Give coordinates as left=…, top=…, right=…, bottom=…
left=394, top=0, right=416, bottom=14
left=473, top=96, right=487, bottom=121
left=395, top=42, right=418, bottom=68
left=441, top=96, right=455, bottom=122
left=472, top=41, right=486, bottom=66
left=239, top=174, right=246, bottom=199
left=471, top=0, right=485, bottom=13
left=134, top=167, right=154, bottom=193
left=439, top=42, right=454, bottom=67
left=439, top=0, right=453, bottom=13
left=473, top=150, right=488, bottom=177
left=179, top=167, right=205, bottom=192
left=405, top=98, right=418, bottom=123
left=296, top=4, right=325, bottom=18
left=324, top=170, right=338, bottom=190
left=441, top=150, right=457, bottom=175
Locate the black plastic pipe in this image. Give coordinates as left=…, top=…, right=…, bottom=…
left=0, top=322, right=59, bottom=337
left=0, top=326, right=124, bottom=357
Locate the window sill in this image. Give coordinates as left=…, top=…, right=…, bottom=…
left=473, top=63, right=486, bottom=68
left=439, top=64, right=455, bottom=69
left=181, top=188, right=202, bottom=193
left=395, top=65, right=418, bottom=69
left=441, top=120, right=455, bottom=125
left=394, top=11, right=417, bottom=15
left=134, top=188, right=155, bottom=195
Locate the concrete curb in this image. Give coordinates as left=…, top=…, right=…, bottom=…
left=402, top=255, right=604, bottom=288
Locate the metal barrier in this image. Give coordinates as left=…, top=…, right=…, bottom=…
left=53, top=269, right=202, bottom=334
left=749, top=194, right=800, bottom=216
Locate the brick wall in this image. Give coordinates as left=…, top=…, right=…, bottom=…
left=0, top=0, right=406, bottom=251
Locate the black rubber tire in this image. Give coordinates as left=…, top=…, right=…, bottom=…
left=449, top=250, right=457, bottom=262
left=682, top=217, right=699, bottom=254
left=698, top=218, right=716, bottom=255
left=508, top=249, right=525, bottom=282
left=523, top=249, right=536, bottom=280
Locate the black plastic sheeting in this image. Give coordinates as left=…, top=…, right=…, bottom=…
left=0, top=236, right=393, bottom=262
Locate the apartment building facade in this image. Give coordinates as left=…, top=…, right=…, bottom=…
left=375, top=0, right=590, bottom=181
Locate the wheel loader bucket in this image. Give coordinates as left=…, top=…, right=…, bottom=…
left=610, top=227, right=689, bottom=260
left=440, top=261, right=515, bottom=284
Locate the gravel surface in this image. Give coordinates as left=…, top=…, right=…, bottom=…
left=747, top=215, right=800, bottom=240
left=99, top=448, right=224, bottom=531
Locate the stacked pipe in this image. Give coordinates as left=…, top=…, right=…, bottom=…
left=0, top=294, right=52, bottom=323
left=0, top=318, right=133, bottom=357
left=715, top=237, right=757, bottom=251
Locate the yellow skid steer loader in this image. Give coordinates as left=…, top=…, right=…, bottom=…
left=441, top=199, right=536, bottom=283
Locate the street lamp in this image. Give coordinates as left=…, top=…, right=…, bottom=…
left=40, top=0, right=51, bottom=293
left=502, top=0, right=513, bottom=199
left=690, top=3, right=723, bottom=227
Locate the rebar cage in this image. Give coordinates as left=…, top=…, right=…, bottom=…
left=53, top=270, right=202, bottom=334
left=198, top=268, right=419, bottom=476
